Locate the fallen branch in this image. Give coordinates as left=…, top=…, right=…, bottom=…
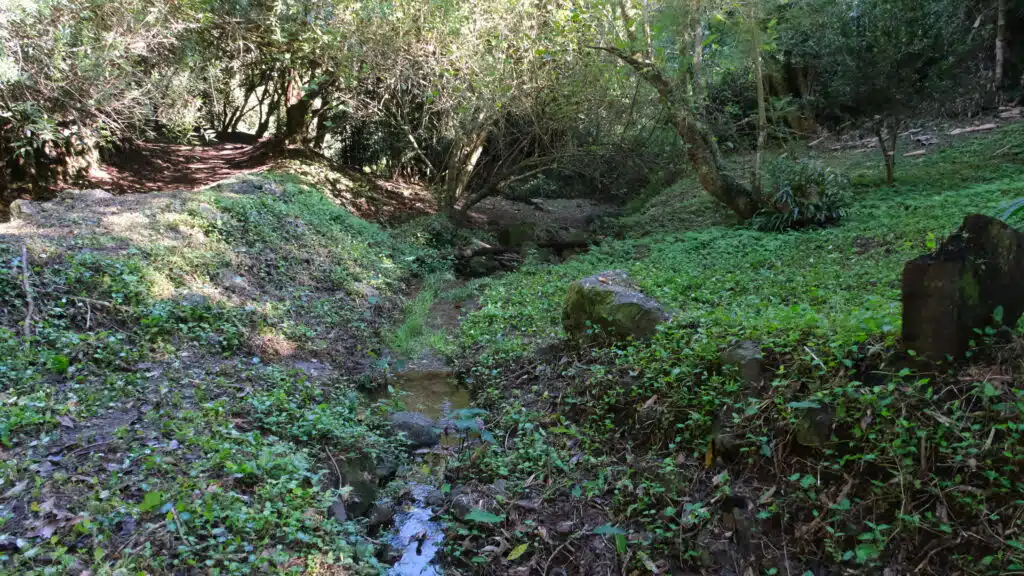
left=458, top=239, right=593, bottom=259
left=21, top=245, right=34, bottom=339
left=948, top=123, right=997, bottom=136
left=794, top=476, right=854, bottom=539
left=903, top=150, right=927, bottom=157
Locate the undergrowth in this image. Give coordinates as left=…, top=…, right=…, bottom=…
left=0, top=171, right=444, bottom=574
left=448, top=124, right=1024, bottom=574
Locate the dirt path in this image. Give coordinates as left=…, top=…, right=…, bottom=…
left=85, top=141, right=273, bottom=194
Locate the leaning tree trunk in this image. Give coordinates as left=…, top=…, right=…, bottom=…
left=440, top=121, right=489, bottom=216
left=598, top=47, right=760, bottom=219
left=281, top=98, right=315, bottom=145
left=255, top=87, right=280, bottom=139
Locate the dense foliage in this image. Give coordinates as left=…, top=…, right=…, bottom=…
left=2, top=0, right=1020, bottom=212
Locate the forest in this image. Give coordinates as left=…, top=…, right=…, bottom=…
left=0, top=0, right=1023, bottom=574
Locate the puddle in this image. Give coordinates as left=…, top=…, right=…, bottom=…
left=391, top=369, right=470, bottom=419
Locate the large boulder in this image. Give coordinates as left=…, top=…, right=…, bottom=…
left=390, top=411, right=439, bottom=448
left=902, top=214, right=1024, bottom=361
left=562, top=270, right=669, bottom=340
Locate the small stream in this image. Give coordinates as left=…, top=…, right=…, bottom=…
left=382, top=367, right=469, bottom=576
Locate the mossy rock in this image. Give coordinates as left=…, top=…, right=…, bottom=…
left=902, top=214, right=1024, bottom=361
left=562, top=270, right=669, bottom=341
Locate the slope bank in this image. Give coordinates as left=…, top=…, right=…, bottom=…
left=0, top=172, right=448, bottom=574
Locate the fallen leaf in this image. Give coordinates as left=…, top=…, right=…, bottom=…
left=641, top=394, right=659, bottom=410
left=33, top=522, right=60, bottom=539
left=2, top=480, right=28, bottom=499
left=507, top=542, right=529, bottom=561
left=56, top=415, right=75, bottom=429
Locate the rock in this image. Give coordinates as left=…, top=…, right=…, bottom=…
left=794, top=405, right=833, bottom=447
left=451, top=492, right=475, bottom=522
left=498, top=221, right=536, bottom=249
left=366, top=503, right=395, bottom=528
left=527, top=198, right=549, bottom=212
left=328, top=498, right=348, bottom=523
left=423, top=487, right=445, bottom=508
left=902, top=214, right=1024, bottom=361
left=389, top=411, right=440, bottom=449
left=720, top=340, right=764, bottom=383
left=374, top=455, right=399, bottom=480
left=197, top=203, right=221, bottom=221
left=179, top=292, right=211, bottom=307
left=463, top=255, right=502, bottom=277
left=340, top=462, right=378, bottom=518
left=562, top=270, right=669, bottom=340
left=59, top=188, right=113, bottom=201
left=9, top=199, right=42, bottom=222
left=231, top=177, right=281, bottom=197
left=353, top=282, right=380, bottom=302
left=217, top=269, right=249, bottom=293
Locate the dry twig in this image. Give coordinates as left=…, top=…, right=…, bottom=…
left=21, top=245, right=34, bottom=338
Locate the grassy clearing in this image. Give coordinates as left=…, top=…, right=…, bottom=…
left=448, top=126, right=1024, bottom=573
left=0, top=173, right=444, bottom=574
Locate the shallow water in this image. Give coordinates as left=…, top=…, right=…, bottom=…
left=389, top=369, right=470, bottom=419
left=385, top=368, right=467, bottom=575
left=388, top=484, right=445, bottom=576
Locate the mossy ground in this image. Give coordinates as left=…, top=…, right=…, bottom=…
left=445, top=126, right=1024, bottom=574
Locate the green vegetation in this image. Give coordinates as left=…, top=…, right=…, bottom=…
left=387, top=273, right=448, bottom=359
left=0, top=172, right=443, bottom=574
left=4, top=0, right=1024, bottom=574
left=448, top=126, right=1024, bottom=574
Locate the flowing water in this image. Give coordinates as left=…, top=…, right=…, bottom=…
left=384, top=368, right=469, bottom=576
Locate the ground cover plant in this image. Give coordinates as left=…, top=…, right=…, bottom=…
left=0, top=171, right=446, bottom=574
left=446, top=125, right=1024, bottom=574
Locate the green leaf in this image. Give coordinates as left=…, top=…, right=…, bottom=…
left=787, top=401, right=820, bottom=409
left=615, top=534, right=627, bottom=555
left=139, top=491, right=163, bottom=512
left=48, top=354, right=70, bottom=375
left=593, top=524, right=627, bottom=535
left=464, top=509, right=504, bottom=524
left=507, top=542, right=529, bottom=560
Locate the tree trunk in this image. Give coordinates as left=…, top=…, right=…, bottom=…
left=441, top=121, right=489, bottom=215
left=596, top=47, right=759, bottom=219
left=875, top=116, right=898, bottom=186
left=675, top=114, right=759, bottom=218
left=313, top=110, right=331, bottom=150
left=281, top=98, right=314, bottom=145
left=691, top=21, right=705, bottom=104
left=751, top=16, right=768, bottom=195
left=255, top=87, right=280, bottom=139
left=996, top=0, right=1007, bottom=90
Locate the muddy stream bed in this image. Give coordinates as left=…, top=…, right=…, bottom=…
left=377, top=365, right=470, bottom=575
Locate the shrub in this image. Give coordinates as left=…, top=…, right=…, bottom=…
left=753, top=157, right=850, bottom=231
